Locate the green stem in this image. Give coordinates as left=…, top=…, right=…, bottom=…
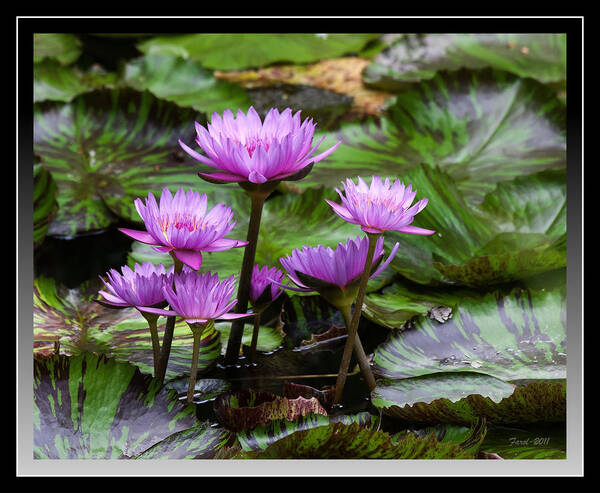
left=338, top=304, right=376, bottom=393
left=155, top=253, right=184, bottom=384
left=333, top=232, right=381, bottom=406
left=224, top=192, right=267, bottom=365
left=187, top=321, right=211, bottom=403
left=141, top=312, right=161, bottom=377
left=248, top=311, right=263, bottom=365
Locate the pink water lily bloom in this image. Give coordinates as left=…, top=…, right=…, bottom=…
left=119, top=187, right=247, bottom=270
left=249, top=264, right=285, bottom=310
left=98, top=262, right=174, bottom=310
left=139, top=270, right=254, bottom=324
left=178, top=106, right=341, bottom=185
left=274, top=236, right=400, bottom=302
left=326, top=176, right=436, bottom=235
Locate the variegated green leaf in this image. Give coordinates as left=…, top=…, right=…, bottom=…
left=301, top=69, right=565, bottom=206
left=33, top=88, right=239, bottom=237
left=364, top=34, right=566, bottom=89
left=236, top=411, right=378, bottom=452
left=132, top=421, right=235, bottom=459
left=33, top=353, right=197, bottom=459
left=234, top=422, right=476, bottom=459
left=33, top=162, right=58, bottom=248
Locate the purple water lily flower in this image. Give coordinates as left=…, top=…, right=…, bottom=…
left=178, top=106, right=341, bottom=185
left=139, top=270, right=254, bottom=324
left=119, top=187, right=248, bottom=270
left=274, top=236, right=400, bottom=307
left=98, top=262, right=174, bottom=310
left=249, top=264, right=285, bottom=312
left=325, top=176, right=436, bottom=235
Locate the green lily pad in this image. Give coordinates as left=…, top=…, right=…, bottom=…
left=214, top=320, right=284, bottom=355
left=33, top=162, right=58, bottom=248
left=34, top=33, right=82, bottom=65
left=33, top=88, right=238, bottom=237
left=33, top=353, right=197, bottom=459
left=369, top=283, right=566, bottom=424
left=132, top=421, right=235, bottom=459
left=363, top=34, right=567, bottom=89
left=372, top=166, right=566, bottom=287
left=372, top=284, right=566, bottom=382
left=137, top=33, right=380, bottom=71
left=234, top=421, right=476, bottom=459
left=122, top=54, right=252, bottom=115
left=165, top=378, right=231, bottom=404
left=236, top=411, right=378, bottom=452
left=34, top=60, right=119, bottom=104
left=300, top=68, right=565, bottom=206
left=33, top=277, right=221, bottom=381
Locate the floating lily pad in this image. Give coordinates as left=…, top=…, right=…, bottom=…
left=370, top=283, right=566, bottom=424
left=137, top=33, right=380, bottom=71
left=372, top=284, right=566, bottom=382
left=33, top=88, right=239, bottom=237
left=301, top=69, right=565, bottom=206
left=363, top=34, right=567, bottom=89
left=165, top=378, right=231, bottom=404
left=33, top=277, right=221, bottom=381
left=214, top=320, right=284, bottom=355
left=33, top=353, right=197, bottom=459
left=236, top=411, right=378, bottom=452
left=122, top=54, right=252, bottom=115
left=34, top=60, right=118, bottom=103
left=34, top=33, right=82, bottom=65
left=370, top=166, right=566, bottom=286
left=33, top=162, right=58, bottom=248
left=234, top=421, right=476, bottom=459
left=133, top=421, right=235, bottom=459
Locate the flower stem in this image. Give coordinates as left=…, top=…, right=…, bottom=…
left=333, top=232, right=381, bottom=406
left=248, top=311, right=263, bottom=365
left=155, top=253, right=185, bottom=384
left=187, top=321, right=211, bottom=403
left=141, top=312, right=161, bottom=377
left=338, top=304, right=376, bottom=392
left=224, top=192, right=267, bottom=365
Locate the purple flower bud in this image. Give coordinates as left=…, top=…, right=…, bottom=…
left=249, top=264, right=285, bottom=311
left=98, top=262, right=173, bottom=310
